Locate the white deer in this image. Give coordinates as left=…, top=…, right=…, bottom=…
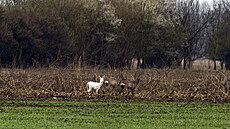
left=87, top=75, right=105, bottom=93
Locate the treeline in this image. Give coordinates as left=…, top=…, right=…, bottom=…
left=0, top=0, right=230, bottom=69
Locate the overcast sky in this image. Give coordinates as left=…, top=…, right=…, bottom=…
left=199, top=0, right=213, bottom=4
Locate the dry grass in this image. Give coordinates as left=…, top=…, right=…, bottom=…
left=0, top=68, right=229, bottom=102
left=191, top=59, right=222, bottom=70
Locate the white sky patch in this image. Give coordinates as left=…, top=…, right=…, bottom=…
left=199, top=0, right=213, bottom=4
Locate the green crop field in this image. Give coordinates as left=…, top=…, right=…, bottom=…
left=0, top=98, right=229, bottom=129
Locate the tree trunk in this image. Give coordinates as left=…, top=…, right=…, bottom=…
left=137, top=58, right=142, bottom=69
left=213, top=60, right=217, bottom=70
left=208, top=59, right=211, bottom=69
left=140, top=58, right=146, bottom=69
left=183, top=58, right=187, bottom=69
left=220, top=61, right=224, bottom=70
left=188, top=58, right=192, bottom=69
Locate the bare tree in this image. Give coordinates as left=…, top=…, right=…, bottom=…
left=177, top=0, right=210, bottom=69
left=206, top=0, right=227, bottom=70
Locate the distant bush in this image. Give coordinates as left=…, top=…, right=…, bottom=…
left=0, top=10, right=74, bottom=67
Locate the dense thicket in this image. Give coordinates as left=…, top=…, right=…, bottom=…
left=0, top=0, right=230, bottom=69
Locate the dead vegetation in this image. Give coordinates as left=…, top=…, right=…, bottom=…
left=0, top=68, right=229, bottom=102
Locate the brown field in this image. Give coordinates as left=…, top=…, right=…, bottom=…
left=0, top=68, right=229, bottom=102
left=191, top=59, right=222, bottom=70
